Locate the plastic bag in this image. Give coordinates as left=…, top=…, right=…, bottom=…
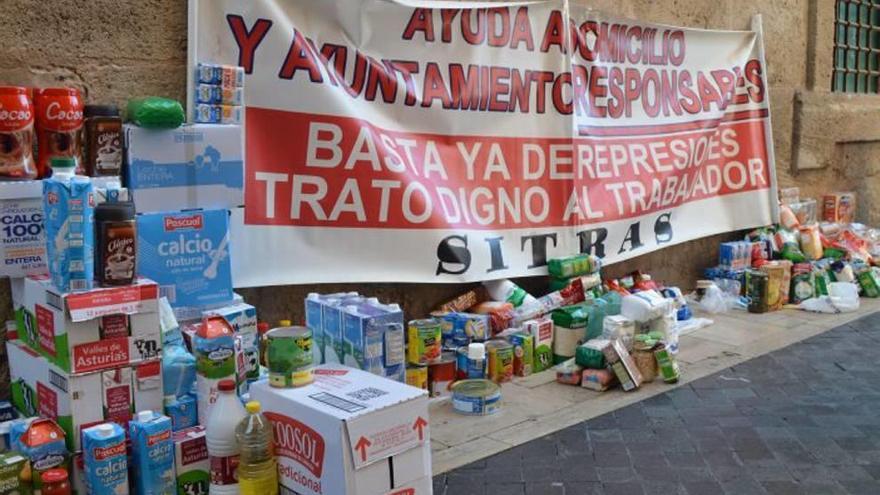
left=162, top=341, right=197, bottom=398
left=127, top=97, right=185, bottom=128
left=800, top=282, right=859, bottom=313
left=691, top=284, right=736, bottom=314
left=799, top=225, right=823, bottom=260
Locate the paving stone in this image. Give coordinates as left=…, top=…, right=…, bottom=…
left=602, top=482, right=645, bottom=495
left=486, top=483, right=525, bottom=495
left=524, top=482, right=565, bottom=495
left=682, top=481, right=724, bottom=495
left=561, top=482, right=603, bottom=495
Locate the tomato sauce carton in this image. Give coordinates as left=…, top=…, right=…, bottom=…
left=81, top=423, right=128, bottom=495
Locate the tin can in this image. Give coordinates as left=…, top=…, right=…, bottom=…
left=485, top=339, right=514, bottom=383
left=266, top=326, right=314, bottom=388
left=654, top=344, right=680, bottom=384
left=428, top=352, right=456, bottom=398
left=451, top=379, right=501, bottom=416
left=745, top=269, right=769, bottom=313
left=456, top=346, right=486, bottom=380
left=407, top=319, right=443, bottom=365
left=405, top=364, right=428, bottom=390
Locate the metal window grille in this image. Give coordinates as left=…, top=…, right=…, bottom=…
left=833, top=0, right=880, bottom=93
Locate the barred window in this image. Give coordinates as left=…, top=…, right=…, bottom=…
left=833, top=0, right=880, bottom=92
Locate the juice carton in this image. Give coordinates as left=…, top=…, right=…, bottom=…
left=0, top=452, right=31, bottom=495
left=342, top=300, right=405, bottom=381
left=173, top=426, right=209, bottom=495
left=202, top=302, right=259, bottom=381
left=43, top=173, right=95, bottom=292
left=81, top=423, right=127, bottom=495
left=129, top=411, right=175, bottom=495
left=508, top=332, right=534, bottom=377
left=305, top=292, right=359, bottom=365
left=9, top=418, right=69, bottom=493
left=523, top=317, right=554, bottom=373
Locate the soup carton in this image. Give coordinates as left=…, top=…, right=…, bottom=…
left=129, top=411, right=175, bottom=495
left=137, top=209, right=233, bottom=320
left=43, top=173, right=95, bottom=293
left=342, top=301, right=405, bottom=382
left=0, top=451, right=31, bottom=495
left=7, top=340, right=163, bottom=452
left=9, top=418, right=69, bottom=493
left=173, top=426, right=209, bottom=495
left=16, top=275, right=161, bottom=374
left=81, top=423, right=128, bottom=495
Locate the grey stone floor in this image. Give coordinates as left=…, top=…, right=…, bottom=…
left=433, top=311, right=880, bottom=495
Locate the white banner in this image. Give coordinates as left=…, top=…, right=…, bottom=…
left=189, top=0, right=778, bottom=286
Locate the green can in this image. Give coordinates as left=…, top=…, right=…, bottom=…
left=267, top=326, right=315, bottom=388
left=654, top=344, right=680, bottom=384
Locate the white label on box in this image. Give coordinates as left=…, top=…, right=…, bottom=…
left=346, top=399, right=427, bottom=469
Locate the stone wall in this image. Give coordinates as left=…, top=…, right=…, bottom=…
left=1, top=0, right=875, bottom=394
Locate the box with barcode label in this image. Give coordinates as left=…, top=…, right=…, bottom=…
left=250, top=365, right=432, bottom=495
left=6, top=339, right=163, bottom=452
left=16, top=275, right=162, bottom=374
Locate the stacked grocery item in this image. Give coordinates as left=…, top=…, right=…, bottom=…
left=194, top=63, right=245, bottom=125
left=701, top=187, right=880, bottom=314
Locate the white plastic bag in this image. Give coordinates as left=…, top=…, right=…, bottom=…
left=799, top=282, right=859, bottom=313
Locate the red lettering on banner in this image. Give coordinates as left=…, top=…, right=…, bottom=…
left=245, top=108, right=770, bottom=230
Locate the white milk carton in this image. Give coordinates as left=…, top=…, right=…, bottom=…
left=173, top=426, right=209, bottom=495
left=129, top=410, right=176, bottom=495
left=0, top=181, right=47, bottom=278
left=82, top=423, right=128, bottom=495
left=43, top=168, right=94, bottom=292
left=342, top=300, right=405, bottom=382
left=125, top=124, right=243, bottom=213
left=251, top=365, right=431, bottom=495
left=305, top=292, right=359, bottom=366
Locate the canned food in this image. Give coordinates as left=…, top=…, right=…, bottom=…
left=456, top=345, right=486, bottom=380
left=451, top=379, right=501, bottom=416
left=266, top=326, right=314, bottom=388
left=407, top=319, right=443, bottom=365
left=485, top=339, right=514, bottom=383
left=406, top=364, right=428, bottom=390
left=428, top=352, right=456, bottom=398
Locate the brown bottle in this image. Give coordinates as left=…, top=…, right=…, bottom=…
left=95, top=201, right=137, bottom=286
left=84, top=104, right=123, bottom=176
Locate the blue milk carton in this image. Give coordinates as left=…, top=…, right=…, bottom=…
left=305, top=292, right=358, bottom=365
left=164, top=394, right=198, bottom=432
left=136, top=210, right=233, bottom=318
left=43, top=161, right=95, bottom=292
left=129, top=410, right=175, bottom=495
left=82, top=423, right=128, bottom=495
left=321, top=295, right=366, bottom=364
left=342, top=301, right=406, bottom=382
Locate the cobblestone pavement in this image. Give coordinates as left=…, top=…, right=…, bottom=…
left=433, top=311, right=880, bottom=495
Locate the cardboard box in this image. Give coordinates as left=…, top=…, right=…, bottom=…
left=602, top=339, right=643, bottom=391
left=250, top=365, right=431, bottom=495
left=16, top=276, right=162, bottom=374
left=125, top=124, right=244, bottom=213
left=7, top=339, right=163, bottom=452
left=136, top=209, right=234, bottom=318
left=0, top=181, right=47, bottom=278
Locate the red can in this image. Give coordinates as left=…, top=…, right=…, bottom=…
left=35, top=87, right=84, bottom=177
left=0, top=86, right=37, bottom=179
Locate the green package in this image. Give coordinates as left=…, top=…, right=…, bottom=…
left=127, top=97, right=185, bottom=128
left=857, top=268, right=880, bottom=298
left=575, top=340, right=607, bottom=369
left=0, top=452, right=32, bottom=495
left=551, top=303, right=590, bottom=329
left=813, top=268, right=831, bottom=297
left=600, top=291, right=622, bottom=316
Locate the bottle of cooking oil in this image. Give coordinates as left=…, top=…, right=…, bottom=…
left=235, top=401, right=278, bottom=495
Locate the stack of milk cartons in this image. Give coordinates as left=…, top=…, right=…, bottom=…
left=305, top=292, right=406, bottom=382
left=194, top=63, right=244, bottom=125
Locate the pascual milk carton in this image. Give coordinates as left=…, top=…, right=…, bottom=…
left=129, top=410, right=175, bottom=495
left=82, top=423, right=128, bottom=495
left=42, top=165, right=95, bottom=292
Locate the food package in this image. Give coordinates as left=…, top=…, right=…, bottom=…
left=620, top=290, right=672, bottom=323
left=575, top=339, right=609, bottom=369
left=555, top=359, right=583, bottom=385
left=799, top=225, right=823, bottom=260
left=823, top=192, right=856, bottom=224
left=581, top=369, right=615, bottom=391
left=127, top=97, right=185, bottom=128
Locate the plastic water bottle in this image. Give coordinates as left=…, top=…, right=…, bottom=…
left=235, top=401, right=278, bottom=495
left=206, top=379, right=247, bottom=495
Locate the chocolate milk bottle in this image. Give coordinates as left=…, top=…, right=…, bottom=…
left=95, top=201, right=137, bottom=286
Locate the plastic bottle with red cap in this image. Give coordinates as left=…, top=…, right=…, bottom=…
left=206, top=379, right=247, bottom=495
left=40, top=468, right=71, bottom=495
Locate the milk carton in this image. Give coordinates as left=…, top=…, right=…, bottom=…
left=43, top=171, right=94, bottom=292
left=82, top=423, right=128, bottom=495
left=129, top=411, right=175, bottom=495
left=173, top=426, right=209, bottom=495
left=305, top=292, right=359, bottom=365
left=164, top=394, right=198, bottom=432
left=136, top=209, right=233, bottom=318
left=192, top=316, right=244, bottom=425
left=342, top=301, right=405, bottom=382
left=202, top=302, right=259, bottom=381
left=322, top=295, right=368, bottom=364
left=0, top=180, right=47, bottom=278
left=524, top=317, right=554, bottom=373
